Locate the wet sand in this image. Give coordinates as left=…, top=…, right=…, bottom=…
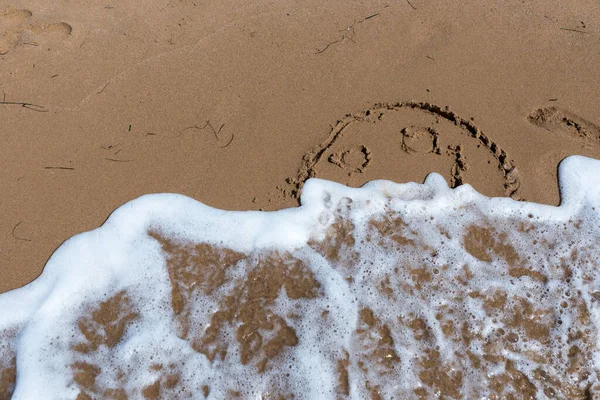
left=1, top=0, right=600, bottom=293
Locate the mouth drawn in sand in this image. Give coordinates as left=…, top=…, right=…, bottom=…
left=528, top=107, right=600, bottom=147
left=0, top=8, right=72, bottom=55
left=286, top=102, right=522, bottom=201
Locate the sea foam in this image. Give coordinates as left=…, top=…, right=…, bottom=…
left=1, top=155, right=600, bottom=399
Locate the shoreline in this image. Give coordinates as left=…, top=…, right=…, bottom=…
left=2, top=1, right=600, bottom=295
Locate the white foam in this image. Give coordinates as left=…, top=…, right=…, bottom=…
left=1, top=155, right=600, bottom=399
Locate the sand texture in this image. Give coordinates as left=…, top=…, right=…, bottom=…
left=1, top=0, right=600, bottom=293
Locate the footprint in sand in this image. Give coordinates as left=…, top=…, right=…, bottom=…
left=0, top=8, right=72, bottom=55
left=528, top=107, right=600, bottom=147
left=286, top=101, right=522, bottom=200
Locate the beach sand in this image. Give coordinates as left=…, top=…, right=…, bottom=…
left=1, top=0, right=599, bottom=295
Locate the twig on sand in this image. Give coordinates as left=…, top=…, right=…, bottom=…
left=315, top=12, right=381, bottom=54
left=219, top=134, right=234, bottom=148
left=406, top=0, right=417, bottom=10
left=12, top=221, right=32, bottom=242
left=105, top=158, right=133, bottom=162
left=560, top=28, right=588, bottom=34
left=315, top=40, right=341, bottom=55
left=180, top=120, right=234, bottom=148
left=45, top=166, right=75, bottom=170
left=1, top=91, right=48, bottom=112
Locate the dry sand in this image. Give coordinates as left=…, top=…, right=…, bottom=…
left=1, top=0, right=599, bottom=293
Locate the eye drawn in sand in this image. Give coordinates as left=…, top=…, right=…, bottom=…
left=328, top=145, right=372, bottom=174
left=0, top=8, right=72, bottom=55
left=399, top=126, right=440, bottom=155
left=286, top=101, right=522, bottom=200
left=528, top=107, right=600, bottom=147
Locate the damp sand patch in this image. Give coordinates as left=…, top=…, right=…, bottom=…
left=1, top=156, right=600, bottom=398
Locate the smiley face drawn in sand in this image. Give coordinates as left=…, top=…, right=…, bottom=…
left=287, top=101, right=522, bottom=200
left=0, top=8, right=72, bottom=55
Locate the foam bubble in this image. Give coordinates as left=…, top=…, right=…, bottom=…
left=1, top=156, right=600, bottom=399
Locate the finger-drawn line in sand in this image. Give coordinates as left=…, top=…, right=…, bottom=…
left=180, top=120, right=234, bottom=148
left=315, top=12, right=380, bottom=55
left=285, top=101, right=522, bottom=201
left=0, top=91, right=48, bottom=112
left=448, top=145, right=468, bottom=188
left=0, top=8, right=72, bottom=56
left=528, top=107, right=600, bottom=147
left=96, top=82, right=110, bottom=95
left=11, top=221, right=31, bottom=242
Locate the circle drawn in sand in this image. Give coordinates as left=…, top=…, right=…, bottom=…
left=400, top=126, right=440, bottom=155
left=287, top=101, right=522, bottom=200
left=328, top=145, right=372, bottom=175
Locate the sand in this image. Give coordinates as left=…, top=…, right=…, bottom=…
left=1, top=0, right=600, bottom=294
